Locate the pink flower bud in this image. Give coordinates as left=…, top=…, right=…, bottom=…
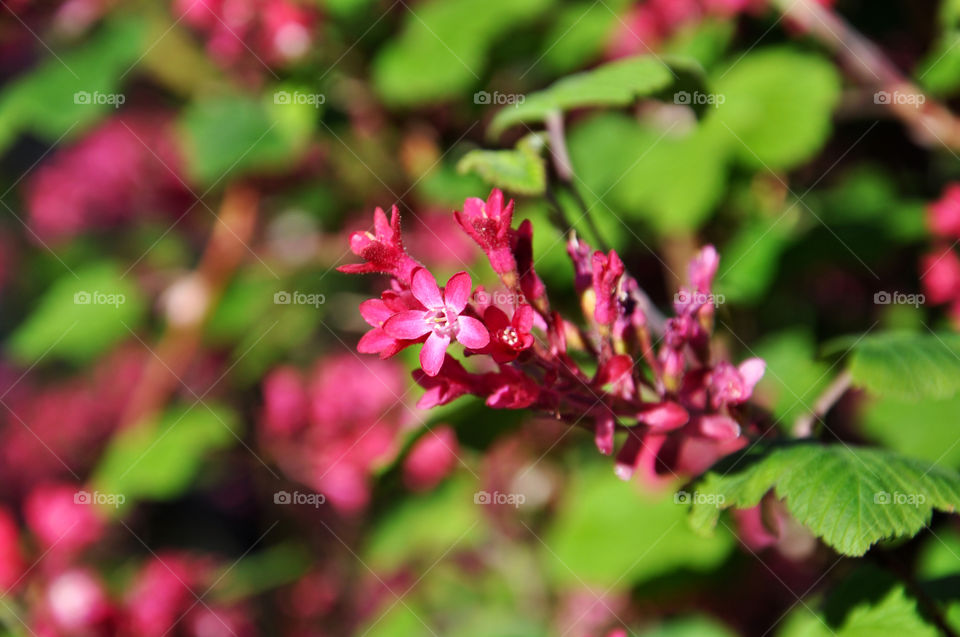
left=698, top=414, right=741, bottom=440
left=637, top=402, right=689, bottom=430
left=403, top=426, right=459, bottom=491
left=0, top=507, right=24, bottom=593
left=455, top=189, right=516, bottom=275
left=45, top=569, right=112, bottom=634
left=929, top=183, right=960, bottom=239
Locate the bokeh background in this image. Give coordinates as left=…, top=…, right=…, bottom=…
left=2, top=0, right=960, bottom=636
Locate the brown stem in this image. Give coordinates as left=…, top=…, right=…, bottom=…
left=120, top=184, right=260, bottom=427
left=793, top=369, right=852, bottom=438
left=774, top=0, right=960, bottom=149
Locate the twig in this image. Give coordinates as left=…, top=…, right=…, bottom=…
left=793, top=369, right=852, bottom=438
left=774, top=0, right=960, bottom=149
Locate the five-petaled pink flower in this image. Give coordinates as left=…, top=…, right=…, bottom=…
left=384, top=268, right=489, bottom=376
left=455, top=188, right=516, bottom=274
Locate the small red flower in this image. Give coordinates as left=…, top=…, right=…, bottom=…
left=383, top=269, right=489, bottom=376
left=338, top=205, right=421, bottom=285
left=707, top=359, right=765, bottom=409
left=483, top=304, right=534, bottom=363
left=403, top=425, right=460, bottom=492
left=455, top=189, right=516, bottom=274
left=921, top=248, right=960, bottom=305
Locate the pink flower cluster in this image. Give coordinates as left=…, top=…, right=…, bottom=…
left=341, top=189, right=766, bottom=483
left=25, top=115, right=191, bottom=242
left=173, top=0, right=317, bottom=69
left=921, top=183, right=960, bottom=326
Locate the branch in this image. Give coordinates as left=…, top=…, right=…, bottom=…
left=793, top=369, right=852, bottom=438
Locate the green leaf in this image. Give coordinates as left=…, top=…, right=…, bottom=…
left=372, top=0, right=553, bottom=107
left=846, top=332, right=960, bottom=401
left=539, top=1, right=624, bottom=74
left=545, top=463, right=733, bottom=588
left=715, top=209, right=802, bottom=304
left=860, top=394, right=960, bottom=469
left=92, top=403, right=241, bottom=509
left=567, top=112, right=729, bottom=236
left=7, top=262, right=145, bottom=366
left=456, top=134, right=547, bottom=195
left=689, top=442, right=960, bottom=556
left=0, top=17, right=146, bottom=152
left=213, top=543, right=312, bottom=602
left=490, top=55, right=695, bottom=137
left=778, top=584, right=937, bottom=637
left=710, top=47, right=841, bottom=170
left=177, top=90, right=314, bottom=187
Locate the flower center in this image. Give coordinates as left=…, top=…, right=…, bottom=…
left=498, top=326, right=519, bottom=347
left=426, top=307, right=456, bottom=336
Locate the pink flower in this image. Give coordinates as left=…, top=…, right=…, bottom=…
left=455, top=189, right=517, bottom=274
left=483, top=305, right=534, bottom=363
left=708, top=359, right=766, bottom=409
left=338, top=205, right=421, bottom=285
left=262, top=366, right=308, bottom=436
left=125, top=553, right=207, bottom=636
left=24, top=483, right=104, bottom=558
left=484, top=367, right=539, bottom=409
left=383, top=269, right=489, bottom=376
left=928, top=183, right=960, bottom=239
left=357, top=289, right=426, bottom=358
left=43, top=569, right=113, bottom=634
left=403, top=426, right=459, bottom=492
left=921, top=248, right=960, bottom=305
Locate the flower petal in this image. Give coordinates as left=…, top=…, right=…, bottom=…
left=358, top=328, right=395, bottom=354
left=420, top=332, right=451, bottom=376
left=483, top=306, right=510, bottom=332
left=513, top=304, right=534, bottom=331
left=737, top=358, right=766, bottom=394
left=699, top=414, right=741, bottom=440
left=487, top=188, right=503, bottom=218
left=411, top=268, right=443, bottom=309
left=444, top=271, right=472, bottom=314
left=383, top=310, right=430, bottom=339
left=456, top=316, right=490, bottom=349
left=359, top=299, right=393, bottom=327
left=462, top=197, right=485, bottom=221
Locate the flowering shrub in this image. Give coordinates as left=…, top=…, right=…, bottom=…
left=6, top=1, right=960, bottom=636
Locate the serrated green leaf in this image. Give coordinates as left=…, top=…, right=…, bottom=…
left=92, top=403, right=240, bottom=509
left=846, top=332, right=960, bottom=401
left=689, top=443, right=960, bottom=556
left=710, top=47, right=841, bottom=170
left=490, top=55, right=695, bottom=137
left=7, top=262, right=145, bottom=365
left=456, top=136, right=546, bottom=195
